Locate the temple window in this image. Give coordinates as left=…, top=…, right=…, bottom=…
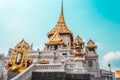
left=89, top=48, right=94, bottom=51
left=51, top=45, right=54, bottom=50
left=88, top=61, right=93, bottom=67
left=15, top=52, right=23, bottom=65
left=62, top=53, right=67, bottom=57
left=54, top=45, right=58, bottom=50
left=63, top=44, right=67, bottom=49
left=62, top=53, right=67, bottom=55
left=63, top=44, right=67, bottom=47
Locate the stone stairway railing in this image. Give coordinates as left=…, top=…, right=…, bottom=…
left=10, top=64, right=64, bottom=80
left=10, top=64, right=35, bottom=80
left=57, top=54, right=66, bottom=62
left=34, top=64, right=64, bottom=72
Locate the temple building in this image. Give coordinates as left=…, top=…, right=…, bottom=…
left=2, top=0, right=116, bottom=80
left=116, top=70, right=120, bottom=80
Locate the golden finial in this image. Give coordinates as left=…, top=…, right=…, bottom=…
left=61, top=0, right=63, bottom=15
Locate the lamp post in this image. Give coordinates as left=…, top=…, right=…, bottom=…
left=108, top=63, right=112, bottom=80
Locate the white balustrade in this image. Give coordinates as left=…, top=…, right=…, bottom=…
left=11, top=64, right=35, bottom=80
left=34, top=64, right=64, bottom=72
left=10, top=64, right=64, bottom=80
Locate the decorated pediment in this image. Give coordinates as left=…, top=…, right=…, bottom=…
left=86, top=39, right=97, bottom=48
left=5, top=39, right=32, bottom=72
left=75, top=35, right=83, bottom=43
left=50, top=31, right=63, bottom=42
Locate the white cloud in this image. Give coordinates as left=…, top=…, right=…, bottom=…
left=103, top=51, right=120, bottom=67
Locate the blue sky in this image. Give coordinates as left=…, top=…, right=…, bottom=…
left=0, top=0, right=120, bottom=71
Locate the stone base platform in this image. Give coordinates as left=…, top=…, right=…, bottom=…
left=32, top=72, right=91, bottom=80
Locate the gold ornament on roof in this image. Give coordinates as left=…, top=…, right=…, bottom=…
left=50, top=31, right=63, bottom=42
left=5, top=39, right=32, bottom=72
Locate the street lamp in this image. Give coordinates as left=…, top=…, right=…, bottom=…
left=108, top=63, right=112, bottom=80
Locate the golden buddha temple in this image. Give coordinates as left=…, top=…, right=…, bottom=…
left=0, top=0, right=116, bottom=80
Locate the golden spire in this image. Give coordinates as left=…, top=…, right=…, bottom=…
left=57, top=0, right=65, bottom=24
left=48, top=0, right=72, bottom=38
left=61, top=0, right=63, bottom=16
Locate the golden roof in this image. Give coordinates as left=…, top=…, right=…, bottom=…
left=15, top=39, right=30, bottom=49
left=86, top=39, right=97, bottom=48
left=48, top=0, right=72, bottom=37
left=75, top=35, right=83, bottom=43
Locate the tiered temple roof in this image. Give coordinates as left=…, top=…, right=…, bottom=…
left=47, top=0, right=72, bottom=38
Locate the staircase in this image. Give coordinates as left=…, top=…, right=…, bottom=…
left=10, top=64, right=35, bottom=80
left=7, top=72, right=19, bottom=80
left=10, top=64, right=64, bottom=80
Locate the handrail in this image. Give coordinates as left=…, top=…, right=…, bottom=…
left=10, top=64, right=64, bottom=80
left=10, top=64, right=35, bottom=80
left=34, top=64, right=64, bottom=72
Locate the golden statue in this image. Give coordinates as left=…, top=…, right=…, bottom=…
left=5, top=39, right=32, bottom=72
